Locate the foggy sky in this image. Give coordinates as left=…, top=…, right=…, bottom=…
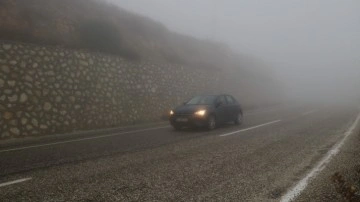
left=109, top=0, right=360, bottom=102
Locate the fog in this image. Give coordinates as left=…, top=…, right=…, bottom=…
left=110, top=0, right=360, bottom=104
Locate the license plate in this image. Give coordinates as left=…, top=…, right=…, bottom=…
left=176, top=118, right=188, bottom=122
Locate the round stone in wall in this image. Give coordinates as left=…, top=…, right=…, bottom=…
left=31, top=119, right=39, bottom=127
left=8, top=94, right=18, bottom=102
left=3, top=44, right=12, bottom=50
left=21, top=117, right=28, bottom=125
left=26, top=124, right=33, bottom=130
left=1, top=65, right=9, bottom=73
left=3, top=112, right=13, bottom=120
left=7, top=80, right=16, bottom=87
left=10, top=128, right=20, bottom=136
left=25, top=75, right=33, bottom=82
left=19, top=93, right=28, bottom=103
left=20, top=61, right=26, bottom=68
left=43, top=102, right=52, bottom=111
left=55, top=96, right=62, bottom=102
left=9, top=61, right=17, bottom=65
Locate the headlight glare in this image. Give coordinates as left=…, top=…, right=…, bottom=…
left=195, top=110, right=206, bottom=116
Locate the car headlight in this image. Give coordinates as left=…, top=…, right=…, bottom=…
left=170, top=110, right=174, bottom=115
left=194, top=110, right=206, bottom=116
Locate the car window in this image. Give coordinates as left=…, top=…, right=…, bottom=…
left=226, top=95, right=237, bottom=104
left=186, top=95, right=217, bottom=105
left=217, top=96, right=227, bottom=105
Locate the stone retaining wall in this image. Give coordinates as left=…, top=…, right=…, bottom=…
left=0, top=41, right=221, bottom=138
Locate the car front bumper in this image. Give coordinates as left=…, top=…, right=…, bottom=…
left=169, top=114, right=208, bottom=128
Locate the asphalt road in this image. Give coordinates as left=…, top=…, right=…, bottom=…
left=0, top=104, right=359, bottom=201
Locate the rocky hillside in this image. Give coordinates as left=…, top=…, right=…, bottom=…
left=0, top=0, right=284, bottom=107
left=0, top=0, right=225, bottom=65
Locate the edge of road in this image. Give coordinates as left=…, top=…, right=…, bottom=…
left=280, top=110, right=360, bottom=202
left=294, top=119, right=360, bottom=201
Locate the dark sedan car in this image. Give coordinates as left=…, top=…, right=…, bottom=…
left=169, top=94, right=243, bottom=130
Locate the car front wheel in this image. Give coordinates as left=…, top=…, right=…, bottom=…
left=207, top=115, right=216, bottom=130
left=235, top=113, right=243, bottom=125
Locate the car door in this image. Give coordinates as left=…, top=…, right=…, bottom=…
left=231, top=96, right=242, bottom=115
left=225, top=95, right=237, bottom=121
left=215, top=95, right=227, bottom=124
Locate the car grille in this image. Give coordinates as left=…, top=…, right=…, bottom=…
left=174, top=113, right=192, bottom=117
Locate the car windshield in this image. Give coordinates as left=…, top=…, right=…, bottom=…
left=186, top=95, right=216, bottom=105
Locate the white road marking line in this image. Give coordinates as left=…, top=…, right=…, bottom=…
left=245, top=107, right=281, bottom=116
left=280, top=112, right=360, bottom=202
left=302, top=110, right=318, bottom=116
left=0, top=126, right=170, bottom=153
left=87, top=122, right=169, bottom=132
left=219, top=120, right=282, bottom=137
left=0, top=178, right=32, bottom=188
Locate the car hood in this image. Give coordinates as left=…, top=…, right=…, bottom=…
left=174, top=105, right=210, bottom=114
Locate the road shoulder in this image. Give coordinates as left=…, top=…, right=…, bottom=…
left=295, top=122, right=360, bottom=201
